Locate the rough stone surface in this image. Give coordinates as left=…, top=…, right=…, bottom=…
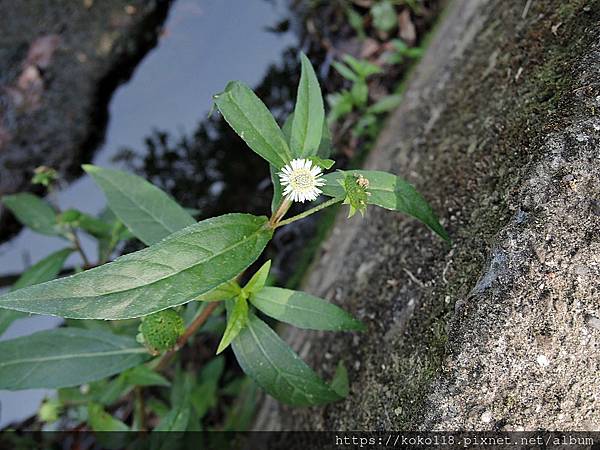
left=0, top=0, right=171, bottom=239
left=256, top=0, right=600, bottom=431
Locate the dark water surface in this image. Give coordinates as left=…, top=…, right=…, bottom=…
left=0, top=0, right=296, bottom=428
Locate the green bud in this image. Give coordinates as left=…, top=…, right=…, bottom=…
left=38, top=398, right=62, bottom=423
left=139, top=309, right=185, bottom=354
left=58, top=209, right=81, bottom=225
left=31, top=166, right=59, bottom=187
left=341, top=174, right=370, bottom=217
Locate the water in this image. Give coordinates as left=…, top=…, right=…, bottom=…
left=0, top=0, right=296, bottom=428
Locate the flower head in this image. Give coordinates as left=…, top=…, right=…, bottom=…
left=279, top=158, right=325, bottom=203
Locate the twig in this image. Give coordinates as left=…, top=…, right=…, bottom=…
left=69, top=228, right=91, bottom=267
left=155, top=302, right=220, bottom=371
left=275, top=197, right=343, bottom=228
left=134, top=387, right=146, bottom=432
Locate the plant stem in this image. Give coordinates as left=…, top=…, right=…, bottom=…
left=275, top=197, right=342, bottom=228
left=69, top=228, right=91, bottom=268
left=134, top=386, right=146, bottom=432
left=269, top=198, right=292, bottom=227
left=155, top=301, right=220, bottom=371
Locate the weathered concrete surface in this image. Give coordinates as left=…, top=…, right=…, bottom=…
left=0, top=0, right=170, bottom=239
left=257, top=0, right=600, bottom=430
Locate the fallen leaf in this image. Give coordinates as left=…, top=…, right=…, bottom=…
left=398, top=10, right=416, bottom=46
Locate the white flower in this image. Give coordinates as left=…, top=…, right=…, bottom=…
left=279, top=158, right=325, bottom=203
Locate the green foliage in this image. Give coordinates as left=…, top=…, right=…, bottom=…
left=31, top=166, right=59, bottom=187
left=1, top=193, right=62, bottom=237
left=386, top=39, right=424, bottom=65
left=341, top=173, right=371, bottom=217
left=0, top=213, right=272, bottom=319
left=139, top=310, right=185, bottom=354
left=0, top=328, right=148, bottom=390
left=249, top=286, right=364, bottom=331
left=0, top=54, right=448, bottom=429
left=328, top=54, right=391, bottom=137
left=231, top=313, right=343, bottom=406
left=0, top=248, right=73, bottom=336
left=323, top=170, right=449, bottom=241
left=217, top=296, right=248, bottom=354
left=290, top=53, right=325, bottom=158
left=213, top=81, right=291, bottom=169
left=370, top=0, right=397, bottom=33
left=84, top=165, right=195, bottom=245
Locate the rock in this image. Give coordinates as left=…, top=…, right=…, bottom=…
left=0, top=0, right=171, bottom=240
left=256, top=0, right=600, bottom=431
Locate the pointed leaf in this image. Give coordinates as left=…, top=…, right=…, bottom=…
left=249, top=287, right=364, bottom=331
left=322, top=170, right=449, bottom=241
left=12, top=247, right=73, bottom=290
left=217, top=296, right=248, bottom=354
left=214, top=81, right=291, bottom=169
left=154, top=404, right=190, bottom=432
left=195, top=280, right=241, bottom=302
left=0, top=248, right=73, bottom=336
left=0, top=328, right=149, bottom=390
left=88, top=403, right=130, bottom=432
left=122, top=365, right=170, bottom=387
left=331, top=61, right=359, bottom=82
left=270, top=165, right=283, bottom=214
left=290, top=53, right=324, bottom=158
left=243, top=260, right=271, bottom=294
left=231, top=313, right=343, bottom=406
left=330, top=360, right=349, bottom=397
left=1, top=193, right=60, bottom=236
left=0, top=214, right=273, bottom=319
left=84, top=165, right=195, bottom=245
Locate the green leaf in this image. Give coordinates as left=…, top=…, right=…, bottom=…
left=195, top=279, right=241, bottom=302
left=346, top=7, right=366, bottom=40
left=1, top=193, right=60, bottom=237
left=122, top=365, right=170, bottom=387
left=331, top=61, right=358, bottom=82
left=366, top=94, right=403, bottom=114
left=327, top=91, right=354, bottom=124
left=371, top=0, right=397, bottom=33
left=308, top=156, right=335, bottom=170
left=155, top=404, right=191, bottom=432
left=290, top=53, right=324, bottom=158
left=249, top=287, right=364, bottom=331
left=0, top=247, right=73, bottom=337
left=350, top=80, right=369, bottom=107
left=270, top=164, right=283, bottom=214
left=243, top=260, right=271, bottom=294
left=0, top=311, right=22, bottom=338
left=322, top=170, right=449, bottom=241
left=77, top=212, right=114, bottom=238
left=214, top=81, right=291, bottom=169
left=318, top=120, right=333, bottom=159
left=343, top=55, right=382, bottom=79
left=0, top=213, right=273, bottom=319
left=217, top=296, right=248, bottom=354
left=191, top=356, right=224, bottom=418
left=231, top=313, right=343, bottom=406
left=84, top=165, right=195, bottom=246
left=88, top=403, right=130, bottom=432
left=12, top=248, right=72, bottom=291
left=0, top=328, right=149, bottom=390
left=341, top=173, right=370, bottom=217
left=330, top=361, right=349, bottom=397
left=222, top=378, right=258, bottom=431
